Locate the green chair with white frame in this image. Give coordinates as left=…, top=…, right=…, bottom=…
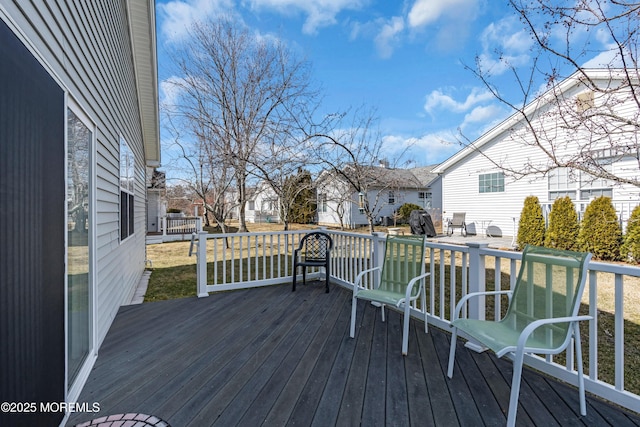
left=350, top=234, right=429, bottom=355
left=447, top=244, right=592, bottom=427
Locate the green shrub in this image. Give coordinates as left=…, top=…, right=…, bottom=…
left=578, top=196, right=622, bottom=260
left=517, top=196, right=546, bottom=250
left=398, top=203, right=423, bottom=219
left=621, top=205, right=640, bottom=263
left=544, top=196, right=579, bottom=250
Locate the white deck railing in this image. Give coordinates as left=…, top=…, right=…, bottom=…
left=191, top=229, right=640, bottom=414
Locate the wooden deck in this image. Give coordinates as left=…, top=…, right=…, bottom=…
left=69, top=282, right=640, bottom=427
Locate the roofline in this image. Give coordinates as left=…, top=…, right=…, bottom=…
left=432, top=68, right=631, bottom=174
left=127, top=0, right=161, bottom=167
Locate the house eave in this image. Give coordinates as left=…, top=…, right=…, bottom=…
left=127, top=0, right=160, bottom=166
left=432, top=68, right=631, bottom=174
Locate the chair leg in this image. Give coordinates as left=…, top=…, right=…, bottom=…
left=350, top=296, right=358, bottom=338
left=292, top=265, right=297, bottom=292
left=447, top=327, right=458, bottom=378
left=302, top=268, right=306, bottom=285
left=574, top=323, right=587, bottom=416
left=325, top=264, right=330, bottom=293
left=422, top=287, right=428, bottom=334
left=506, top=349, right=525, bottom=427
left=402, top=303, right=411, bottom=355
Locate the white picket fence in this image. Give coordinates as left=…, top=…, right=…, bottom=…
left=191, top=229, right=640, bottom=414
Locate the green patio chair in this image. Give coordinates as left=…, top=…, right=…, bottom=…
left=350, top=235, right=429, bottom=355
left=447, top=245, right=592, bottom=427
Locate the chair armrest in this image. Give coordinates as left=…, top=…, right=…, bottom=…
left=496, top=315, right=593, bottom=358
left=452, top=290, right=513, bottom=321
left=401, top=272, right=431, bottom=306
left=353, top=266, right=382, bottom=294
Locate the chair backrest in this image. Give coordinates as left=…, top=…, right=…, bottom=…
left=297, top=231, right=333, bottom=262
left=450, top=212, right=466, bottom=225
left=379, top=235, right=426, bottom=296
left=505, top=245, right=591, bottom=349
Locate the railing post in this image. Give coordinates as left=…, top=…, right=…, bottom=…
left=161, top=216, right=167, bottom=237
left=464, top=242, right=488, bottom=353
left=197, top=231, right=209, bottom=298
left=196, top=217, right=203, bottom=233
left=371, top=232, right=386, bottom=271
left=466, top=242, right=488, bottom=320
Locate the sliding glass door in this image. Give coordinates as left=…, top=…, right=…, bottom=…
left=67, top=107, right=92, bottom=384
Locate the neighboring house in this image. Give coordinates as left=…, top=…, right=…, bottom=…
left=245, top=181, right=281, bottom=223
left=147, top=168, right=167, bottom=233
left=0, top=2, right=159, bottom=426
left=433, top=69, right=640, bottom=239
left=316, top=163, right=442, bottom=229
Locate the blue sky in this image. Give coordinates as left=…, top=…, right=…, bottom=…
left=154, top=0, right=610, bottom=168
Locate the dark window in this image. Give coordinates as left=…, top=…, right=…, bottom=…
left=120, top=137, right=135, bottom=240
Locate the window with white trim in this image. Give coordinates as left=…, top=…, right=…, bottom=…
left=388, top=191, right=395, bottom=204
left=318, top=193, right=327, bottom=213
left=418, top=191, right=432, bottom=208
left=548, top=168, right=577, bottom=200
left=479, top=172, right=504, bottom=193
left=120, top=137, right=135, bottom=241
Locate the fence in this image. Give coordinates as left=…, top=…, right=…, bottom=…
left=191, top=229, right=640, bottom=414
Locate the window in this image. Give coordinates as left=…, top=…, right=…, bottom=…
left=247, top=200, right=255, bottom=211
left=388, top=191, right=395, bottom=204
left=419, top=191, right=433, bottom=208
left=479, top=172, right=504, bottom=193
left=576, top=91, right=594, bottom=113
left=120, top=137, right=135, bottom=241
left=318, top=193, right=327, bottom=213
left=548, top=168, right=577, bottom=200
left=358, top=192, right=365, bottom=213
left=579, top=165, right=613, bottom=200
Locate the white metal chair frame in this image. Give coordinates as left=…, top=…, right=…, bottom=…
left=447, top=245, right=592, bottom=427
left=350, top=235, right=430, bottom=355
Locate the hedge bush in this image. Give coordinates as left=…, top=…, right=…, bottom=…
left=517, top=196, right=546, bottom=249
left=398, top=203, right=423, bottom=219
left=621, top=205, right=640, bottom=263
left=544, top=196, right=579, bottom=250
left=578, top=196, right=622, bottom=260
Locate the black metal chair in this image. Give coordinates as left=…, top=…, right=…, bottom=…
left=292, top=231, right=333, bottom=293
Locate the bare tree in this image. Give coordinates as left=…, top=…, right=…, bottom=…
left=164, top=17, right=318, bottom=232
left=466, top=0, right=640, bottom=186
left=163, top=115, right=236, bottom=232
left=310, top=107, right=412, bottom=233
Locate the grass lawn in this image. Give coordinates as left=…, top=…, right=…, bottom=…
left=145, top=222, right=640, bottom=397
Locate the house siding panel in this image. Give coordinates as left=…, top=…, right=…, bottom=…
left=1, top=0, right=152, bottom=407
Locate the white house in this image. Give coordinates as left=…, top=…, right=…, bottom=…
left=433, top=69, right=640, bottom=239
left=317, top=163, right=442, bottom=229
left=0, top=2, right=159, bottom=425
left=245, top=181, right=281, bottom=224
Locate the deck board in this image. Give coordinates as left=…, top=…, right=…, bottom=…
left=69, top=283, right=640, bottom=427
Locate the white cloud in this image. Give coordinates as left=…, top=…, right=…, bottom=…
left=382, top=132, right=460, bottom=165
left=157, top=0, right=236, bottom=42
left=476, top=16, right=533, bottom=75
left=159, top=76, right=187, bottom=107
left=373, top=16, right=405, bottom=58
left=407, top=0, right=479, bottom=28
left=460, top=104, right=505, bottom=132
left=424, top=87, right=494, bottom=114
left=247, top=0, right=367, bottom=34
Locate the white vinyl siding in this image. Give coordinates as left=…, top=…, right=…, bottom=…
left=1, top=0, right=151, bottom=380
